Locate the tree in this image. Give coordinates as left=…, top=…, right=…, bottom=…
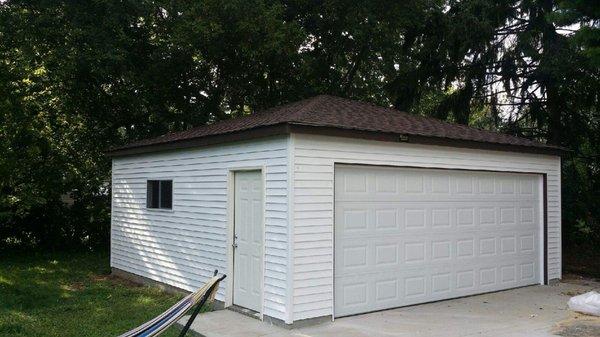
left=0, top=0, right=598, bottom=258
left=390, top=0, right=600, bottom=266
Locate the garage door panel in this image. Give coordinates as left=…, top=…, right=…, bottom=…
left=335, top=260, right=541, bottom=316
left=335, top=165, right=541, bottom=317
left=337, top=223, right=541, bottom=240
left=335, top=236, right=539, bottom=278
left=337, top=168, right=538, bottom=197
left=336, top=195, right=539, bottom=203
left=336, top=259, right=539, bottom=282
left=335, top=243, right=539, bottom=277
left=336, top=203, right=539, bottom=236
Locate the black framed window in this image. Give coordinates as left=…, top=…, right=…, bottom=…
left=147, top=180, right=172, bottom=209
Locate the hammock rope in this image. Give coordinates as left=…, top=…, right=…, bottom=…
left=118, top=270, right=226, bottom=337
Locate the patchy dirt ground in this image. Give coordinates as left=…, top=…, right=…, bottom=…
left=553, top=274, right=600, bottom=337
left=562, top=273, right=600, bottom=287
left=563, top=251, right=600, bottom=280
left=553, top=312, right=600, bottom=337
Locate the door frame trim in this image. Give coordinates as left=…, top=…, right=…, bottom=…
left=226, top=166, right=266, bottom=319
left=332, top=162, right=548, bottom=318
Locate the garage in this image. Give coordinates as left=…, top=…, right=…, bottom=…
left=109, top=94, right=562, bottom=325
left=334, top=164, right=542, bottom=317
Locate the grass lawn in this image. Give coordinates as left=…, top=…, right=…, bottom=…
left=0, top=251, right=188, bottom=337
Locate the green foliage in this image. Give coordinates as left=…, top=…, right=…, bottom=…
left=555, top=0, right=600, bottom=66
left=0, top=252, right=184, bottom=337
left=0, top=0, right=598, bottom=258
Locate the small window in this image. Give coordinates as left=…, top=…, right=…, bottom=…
left=147, top=180, right=172, bottom=209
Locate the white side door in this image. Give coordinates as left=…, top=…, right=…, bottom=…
left=233, top=170, right=263, bottom=312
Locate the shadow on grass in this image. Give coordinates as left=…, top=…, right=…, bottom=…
left=0, top=252, right=184, bottom=337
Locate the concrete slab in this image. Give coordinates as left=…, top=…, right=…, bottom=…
left=185, top=279, right=600, bottom=337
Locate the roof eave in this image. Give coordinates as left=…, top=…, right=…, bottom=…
left=287, top=124, right=567, bottom=156
left=105, top=123, right=291, bottom=157
left=106, top=122, right=567, bottom=158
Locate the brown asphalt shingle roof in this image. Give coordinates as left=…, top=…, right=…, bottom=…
left=110, top=94, right=562, bottom=154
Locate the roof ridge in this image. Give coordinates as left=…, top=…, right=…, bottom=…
left=286, top=94, right=326, bottom=121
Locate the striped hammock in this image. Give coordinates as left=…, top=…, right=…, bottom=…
left=118, top=271, right=226, bottom=337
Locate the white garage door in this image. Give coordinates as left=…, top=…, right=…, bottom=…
left=334, top=165, right=542, bottom=317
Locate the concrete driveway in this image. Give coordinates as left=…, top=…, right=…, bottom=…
left=187, top=278, right=600, bottom=337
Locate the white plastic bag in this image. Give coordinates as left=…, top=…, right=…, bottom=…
left=568, top=291, right=600, bottom=316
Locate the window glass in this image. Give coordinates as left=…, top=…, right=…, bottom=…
left=146, top=180, right=172, bottom=209
left=160, top=180, right=172, bottom=209
left=146, top=180, right=160, bottom=208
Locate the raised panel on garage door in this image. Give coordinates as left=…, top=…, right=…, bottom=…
left=334, top=165, right=541, bottom=317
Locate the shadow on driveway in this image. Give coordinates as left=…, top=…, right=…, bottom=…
left=187, top=277, right=600, bottom=337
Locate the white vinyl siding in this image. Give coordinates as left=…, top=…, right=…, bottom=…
left=291, top=134, right=561, bottom=321
left=110, top=136, right=289, bottom=321
left=111, top=131, right=562, bottom=325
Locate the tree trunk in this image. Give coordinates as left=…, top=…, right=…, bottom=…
left=541, top=0, right=562, bottom=146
